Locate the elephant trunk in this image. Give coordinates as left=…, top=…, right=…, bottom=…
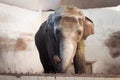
left=60, top=39, right=77, bottom=72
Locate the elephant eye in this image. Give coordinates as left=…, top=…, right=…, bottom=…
left=76, top=30, right=81, bottom=35
left=55, top=16, right=62, bottom=23
left=78, top=18, right=82, bottom=24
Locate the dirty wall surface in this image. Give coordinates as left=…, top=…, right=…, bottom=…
left=83, top=6, right=120, bottom=74
left=0, top=3, right=43, bottom=74
left=0, top=2, right=120, bottom=74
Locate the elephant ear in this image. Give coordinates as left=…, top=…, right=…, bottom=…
left=83, top=17, right=94, bottom=40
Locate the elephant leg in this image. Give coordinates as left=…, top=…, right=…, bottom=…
left=73, top=40, right=86, bottom=74
left=35, top=37, right=54, bottom=73
left=40, top=55, right=52, bottom=73
left=37, top=45, right=56, bottom=73
left=36, top=46, right=51, bottom=73
left=43, top=64, right=55, bottom=73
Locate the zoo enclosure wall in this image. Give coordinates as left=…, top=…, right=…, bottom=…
left=0, top=0, right=120, bottom=76
left=0, top=0, right=120, bottom=10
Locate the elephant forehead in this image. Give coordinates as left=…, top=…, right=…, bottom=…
left=55, top=6, right=83, bottom=17
left=59, top=16, right=83, bottom=28
left=62, top=16, right=77, bottom=23
left=59, top=17, right=77, bottom=29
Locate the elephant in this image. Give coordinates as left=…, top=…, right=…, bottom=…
left=35, top=6, right=94, bottom=73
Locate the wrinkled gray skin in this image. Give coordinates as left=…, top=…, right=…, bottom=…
left=35, top=6, right=94, bottom=73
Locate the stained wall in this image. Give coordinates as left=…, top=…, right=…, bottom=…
left=0, top=0, right=120, bottom=74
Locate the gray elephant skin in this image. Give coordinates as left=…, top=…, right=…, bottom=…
left=35, top=6, right=94, bottom=73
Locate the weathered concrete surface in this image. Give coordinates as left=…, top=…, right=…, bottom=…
left=0, top=75, right=120, bottom=80
left=0, top=3, right=43, bottom=73
left=0, top=0, right=39, bottom=10
left=64, top=0, right=120, bottom=9
left=0, top=2, right=120, bottom=74
left=83, top=6, right=120, bottom=74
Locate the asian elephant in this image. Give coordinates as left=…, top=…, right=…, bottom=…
left=35, top=6, right=94, bottom=73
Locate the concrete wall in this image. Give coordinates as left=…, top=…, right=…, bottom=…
left=39, top=0, right=63, bottom=10
left=83, top=6, right=120, bottom=74
left=0, top=2, right=120, bottom=74
left=0, top=0, right=39, bottom=10
left=0, top=3, right=43, bottom=73
left=63, top=0, right=120, bottom=9
left=0, top=0, right=120, bottom=11
left=0, top=0, right=63, bottom=10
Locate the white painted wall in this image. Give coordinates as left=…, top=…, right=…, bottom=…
left=83, top=6, right=120, bottom=74
left=0, top=0, right=120, bottom=11
left=0, top=0, right=39, bottom=10
left=0, top=0, right=63, bottom=11
left=0, top=2, right=120, bottom=74
left=39, top=0, right=62, bottom=10
left=0, top=3, right=43, bottom=73
left=64, top=0, right=120, bottom=9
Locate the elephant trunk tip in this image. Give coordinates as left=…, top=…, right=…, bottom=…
left=53, top=55, right=61, bottom=64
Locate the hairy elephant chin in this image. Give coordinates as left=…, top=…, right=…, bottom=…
left=59, top=40, right=77, bottom=72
